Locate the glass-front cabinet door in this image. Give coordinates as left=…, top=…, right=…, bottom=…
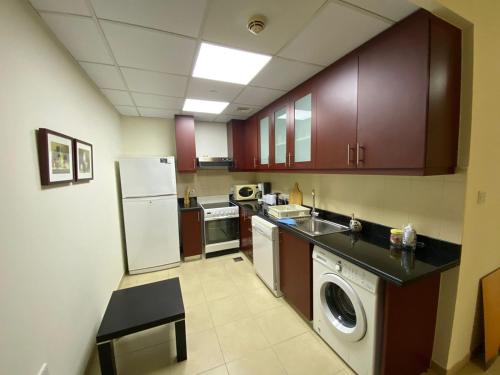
left=259, top=116, right=270, bottom=168
left=293, top=93, right=313, bottom=167
left=274, top=107, right=288, bottom=168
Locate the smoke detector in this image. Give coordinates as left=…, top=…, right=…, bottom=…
left=247, top=15, right=266, bottom=35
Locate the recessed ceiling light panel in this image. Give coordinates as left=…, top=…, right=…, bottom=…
left=193, top=42, right=271, bottom=85
left=183, top=98, right=229, bottom=114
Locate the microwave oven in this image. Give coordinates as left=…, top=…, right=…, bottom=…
left=233, top=184, right=259, bottom=201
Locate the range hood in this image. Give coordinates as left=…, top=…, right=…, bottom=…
left=194, top=122, right=232, bottom=169
left=197, top=156, right=233, bottom=169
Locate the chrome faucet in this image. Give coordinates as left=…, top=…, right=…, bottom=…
left=311, top=189, right=319, bottom=218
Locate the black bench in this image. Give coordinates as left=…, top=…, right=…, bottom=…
left=96, top=278, right=186, bottom=374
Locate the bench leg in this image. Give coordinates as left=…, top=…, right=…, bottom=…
left=97, top=341, right=117, bottom=375
left=175, top=320, right=187, bottom=362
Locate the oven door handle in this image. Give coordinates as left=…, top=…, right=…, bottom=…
left=204, top=216, right=239, bottom=222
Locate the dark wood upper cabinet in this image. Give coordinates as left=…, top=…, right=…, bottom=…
left=257, top=112, right=272, bottom=169
left=289, top=83, right=316, bottom=169
left=229, top=9, right=460, bottom=176
left=315, top=55, right=358, bottom=169
left=228, top=117, right=258, bottom=171
left=175, top=115, right=197, bottom=173
left=271, top=102, right=290, bottom=169
left=227, top=120, right=245, bottom=171
left=180, top=209, right=203, bottom=257
left=245, top=116, right=259, bottom=170
left=426, top=15, right=462, bottom=172
left=356, top=10, right=461, bottom=174
left=357, top=11, right=428, bottom=171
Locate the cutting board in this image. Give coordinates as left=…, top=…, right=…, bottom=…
left=289, top=183, right=303, bottom=205
left=482, top=268, right=500, bottom=368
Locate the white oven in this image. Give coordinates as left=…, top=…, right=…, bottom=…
left=233, top=184, right=259, bottom=201
left=199, top=198, right=240, bottom=254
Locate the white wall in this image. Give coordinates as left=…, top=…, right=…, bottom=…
left=120, top=116, right=256, bottom=196
left=195, top=121, right=228, bottom=157
left=0, top=1, right=124, bottom=374
left=121, top=116, right=175, bottom=157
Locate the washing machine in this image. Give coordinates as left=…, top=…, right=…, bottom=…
left=313, top=246, right=382, bottom=375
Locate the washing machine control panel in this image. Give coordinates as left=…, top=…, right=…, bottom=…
left=313, top=247, right=379, bottom=293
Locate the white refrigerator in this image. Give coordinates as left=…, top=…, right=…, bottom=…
left=119, top=157, right=180, bottom=274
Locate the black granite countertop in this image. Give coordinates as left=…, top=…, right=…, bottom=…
left=177, top=197, right=201, bottom=211
left=231, top=199, right=461, bottom=286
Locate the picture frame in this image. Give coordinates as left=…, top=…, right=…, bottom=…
left=73, top=139, right=94, bottom=182
left=37, top=128, right=74, bottom=185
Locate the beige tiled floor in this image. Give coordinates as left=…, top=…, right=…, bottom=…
left=85, top=252, right=499, bottom=375
left=85, top=252, right=355, bottom=375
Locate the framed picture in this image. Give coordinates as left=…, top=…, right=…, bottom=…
left=37, top=128, right=74, bottom=185
left=73, top=139, right=93, bottom=182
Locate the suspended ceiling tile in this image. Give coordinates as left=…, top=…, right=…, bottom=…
left=234, top=86, right=285, bottom=107
left=189, top=113, right=217, bottom=122
left=40, top=12, right=113, bottom=64
left=101, top=21, right=196, bottom=75
left=30, top=0, right=90, bottom=16
left=131, top=92, right=184, bottom=110
left=90, top=0, right=207, bottom=38
left=250, top=57, right=323, bottom=91
left=121, top=68, right=188, bottom=97
left=79, top=62, right=126, bottom=90
left=115, top=105, right=139, bottom=116
left=343, top=0, right=418, bottom=22
left=202, top=0, right=326, bottom=54
left=215, top=114, right=247, bottom=123
left=138, top=107, right=178, bottom=119
left=278, top=1, right=391, bottom=66
left=187, top=78, right=243, bottom=102
left=101, top=88, right=134, bottom=106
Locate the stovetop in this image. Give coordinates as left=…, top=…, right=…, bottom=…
left=200, top=202, right=235, bottom=209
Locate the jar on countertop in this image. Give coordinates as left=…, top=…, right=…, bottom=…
left=390, top=228, right=403, bottom=248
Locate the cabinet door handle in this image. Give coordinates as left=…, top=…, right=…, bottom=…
left=193, top=158, right=196, bottom=169
left=197, top=211, right=200, bottom=222
left=253, top=156, right=257, bottom=168
left=347, top=144, right=351, bottom=165
left=288, top=152, right=291, bottom=167
left=356, top=143, right=365, bottom=166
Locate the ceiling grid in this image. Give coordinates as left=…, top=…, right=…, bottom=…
left=29, top=0, right=418, bottom=122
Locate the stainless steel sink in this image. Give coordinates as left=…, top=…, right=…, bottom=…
left=291, top=218, right=350, bottom=237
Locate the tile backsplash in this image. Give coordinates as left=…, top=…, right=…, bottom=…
left=177, top=170, right=256, bottom=198
left=257, top=171, right=466, bottom=244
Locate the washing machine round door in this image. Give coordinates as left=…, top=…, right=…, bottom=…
left=319, top=273, right=367, bottom=342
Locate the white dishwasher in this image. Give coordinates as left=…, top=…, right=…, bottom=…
left=252, top=216, right=282, bottom=297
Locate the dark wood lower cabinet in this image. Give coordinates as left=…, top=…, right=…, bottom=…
left=239, top=207, right=254, bottom=261
left=179, top=209, right=203, bottom=257
left=277, top=228, right=441, bottom=374
left=279, top=229, right=313, bottom=320
left=381, top=273, right=441, bottom=375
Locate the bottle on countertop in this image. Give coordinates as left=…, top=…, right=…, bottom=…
left=349, top=213, right=362, bottom=232
left=402, top=223, right=417, bottom=250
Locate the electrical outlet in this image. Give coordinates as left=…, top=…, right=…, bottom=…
left=477, top=190, right=487, bottom=205
left=37, top=363, right=49, bottom=375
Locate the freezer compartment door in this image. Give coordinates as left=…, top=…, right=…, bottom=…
left=122, top=195, right=180, bottom=272
left=119, top=157, right=176, bottom=198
